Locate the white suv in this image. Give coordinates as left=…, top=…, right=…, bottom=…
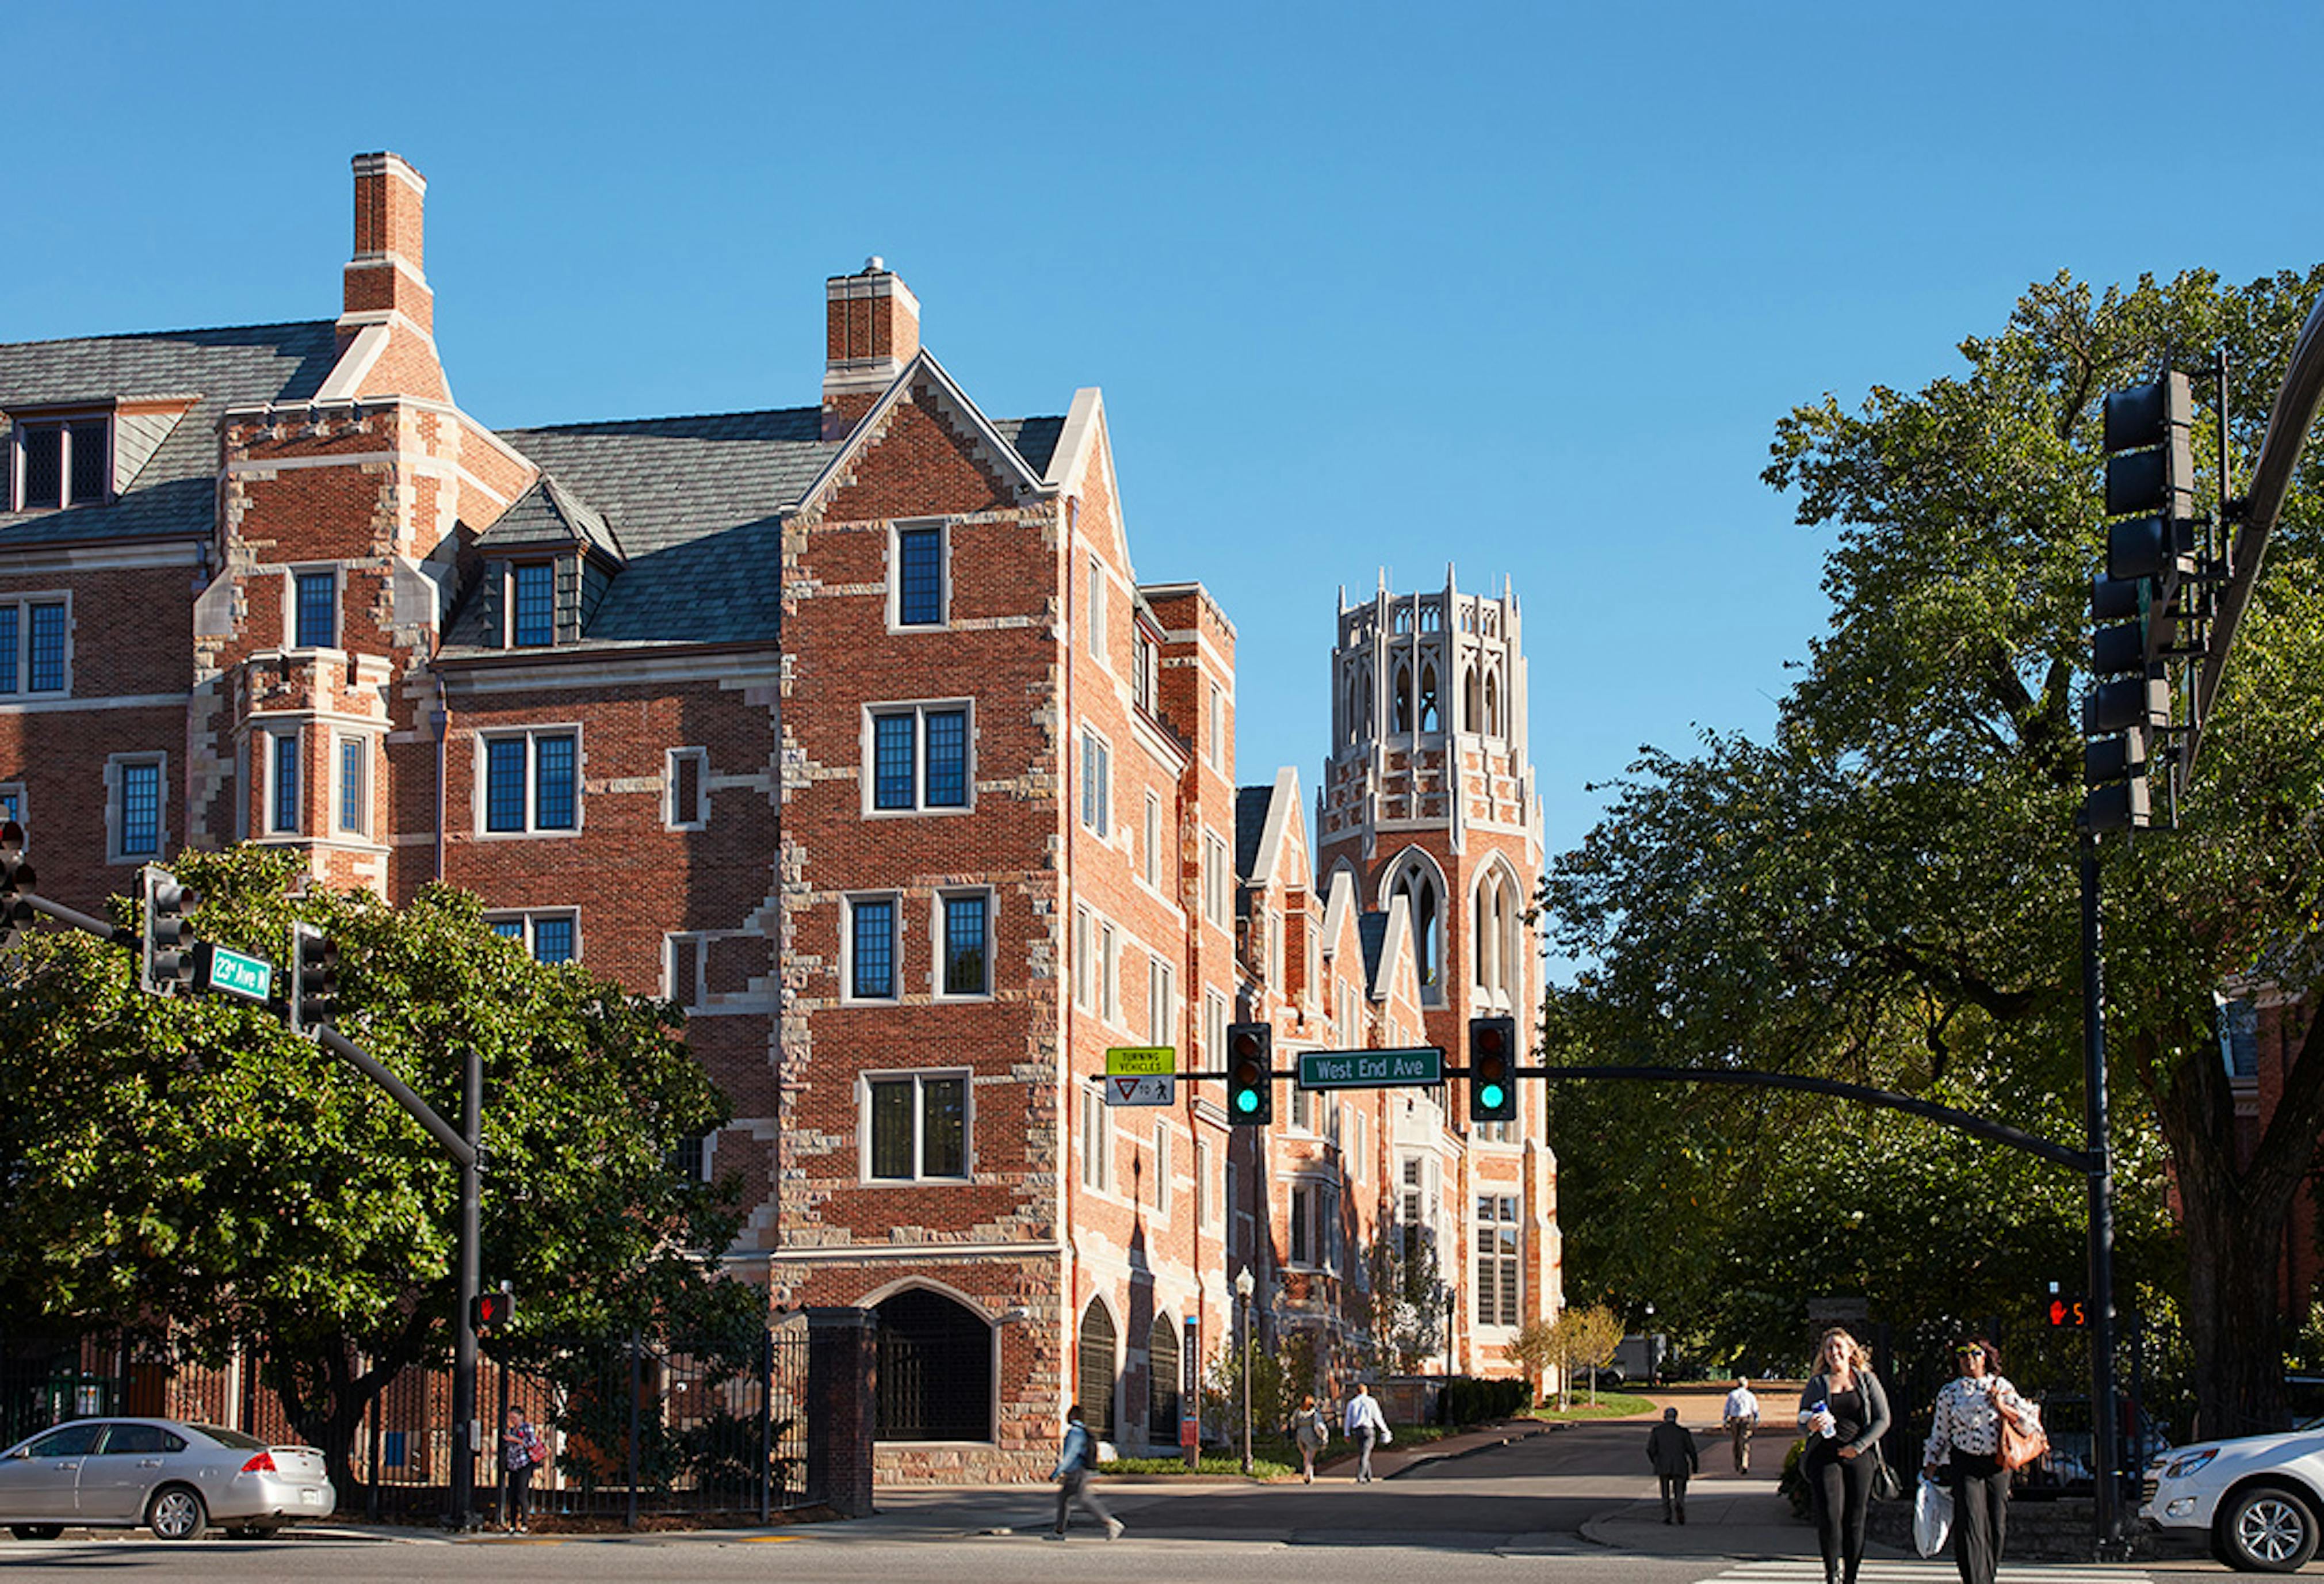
left=2143, top=1423, right=2324, bottom=1572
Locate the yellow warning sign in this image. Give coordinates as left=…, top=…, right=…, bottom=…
left=1104, top=1046, right=1176, bottom=1075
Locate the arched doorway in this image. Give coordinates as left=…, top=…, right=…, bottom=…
left=1077, top=1300, right=1118, bottom=1442
left=874, top=1288, right=992, bottom=1441
left=1147, top=1315, right=1181, bottom=1449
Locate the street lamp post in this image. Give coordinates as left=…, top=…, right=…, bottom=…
left=1235, top=1266, right=1255, bottom=1476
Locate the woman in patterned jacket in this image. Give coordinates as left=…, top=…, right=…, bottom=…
left=1921, top=1335, right=2033, bottom=1584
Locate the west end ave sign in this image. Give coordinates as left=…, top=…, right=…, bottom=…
left=1296, top=1047, right=1443, bottom=1090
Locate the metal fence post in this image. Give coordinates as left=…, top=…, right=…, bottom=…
left=625, top=1327, right=641, bottom=1531
left=759, top=1325, right=774, bottom=1526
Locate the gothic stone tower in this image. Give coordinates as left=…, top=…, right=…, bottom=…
left=1314, top=569, right=1561, bottom=1372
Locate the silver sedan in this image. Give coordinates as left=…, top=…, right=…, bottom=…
left=0, top=1417, right=335, bottom=1540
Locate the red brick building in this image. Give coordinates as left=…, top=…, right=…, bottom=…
left=0, top=152, right=1560, bottom=1481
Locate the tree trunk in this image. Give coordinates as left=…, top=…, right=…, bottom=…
left=266, top=1311, right=433, bottom=1506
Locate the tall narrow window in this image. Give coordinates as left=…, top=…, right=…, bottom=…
left=1143, top=795, right=1162, bottom=888
left=511, top=563, right=555, bottom=647
left=26, top=604, right=64, bottom=693
left=533, top=735, right=576, bottom=830
left=294, top=570, right=338, bottom=650
left=485, top=739, right=528, bottom=833
left=1207, top=685, right=1224, bottom=770
left=1080, top=730, right=1110, bottom=835
left=850, top=897, right=897, bottom=1001
left=270, top=732, right=300, bottom=834
left=896, top=527, right=943, bottom=626
left=1087, top=556, right=1107, bottom=665
left=666, top=747, right=708, bottom=829
left=940, top=891, right=990, bottom=997
left=338, top=736, right=369, bottom=836
left=530, top=915, right=575, bottom=964
left=1147, top=955, right=1174, bottom=1047
left=1477, top=1195, right=1521, bottom=1327
left=116, top=759, right=162, bottom=860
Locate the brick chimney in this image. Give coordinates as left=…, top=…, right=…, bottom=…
left=822, top=258, right=920, bottom=437
left=342, top=152, right=433, bottom=335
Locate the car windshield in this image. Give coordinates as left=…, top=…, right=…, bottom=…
left=188, top=1422, right=267, bottom=1451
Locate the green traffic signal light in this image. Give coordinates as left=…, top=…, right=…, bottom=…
left=1469, top=1016, right=1518, bottom=1123
left=1226, top=1024, right=1271, bottom=1125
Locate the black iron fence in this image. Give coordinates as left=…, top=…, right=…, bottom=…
left=1, top=1320, right=816, bottom=1525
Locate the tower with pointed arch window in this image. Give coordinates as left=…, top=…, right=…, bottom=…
left=1315, top=568, right=1559, bottom=1370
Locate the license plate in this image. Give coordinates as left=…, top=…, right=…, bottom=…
left=301, top=1489, right=324, bottom=1505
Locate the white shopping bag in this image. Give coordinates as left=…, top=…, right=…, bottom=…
left=1913, top=1474, right=1954, bottom=1558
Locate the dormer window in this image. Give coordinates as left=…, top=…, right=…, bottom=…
left=511, top=562, right=555, bottom=646
left=11, top=417, right=109, bottom=511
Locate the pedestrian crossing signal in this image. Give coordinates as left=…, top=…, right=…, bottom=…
left=2047, top=1281, right=2088, bottom=1327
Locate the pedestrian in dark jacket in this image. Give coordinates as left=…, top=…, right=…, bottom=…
left=1646, top=1406, right=1700, bottom=1524
left=1046, top=1405, right=1123, bottom=1540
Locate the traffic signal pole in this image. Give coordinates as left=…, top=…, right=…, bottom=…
left=2081, top=830, right=2125, bottom=1559
left=451, top=1043, right=482, bottom=1529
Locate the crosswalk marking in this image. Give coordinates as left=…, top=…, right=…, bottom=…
left=1708, top=1563, right=2155, bottom=1584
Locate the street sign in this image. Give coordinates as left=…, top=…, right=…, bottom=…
left=1297, top=1047, right=1443, bottom=1089
left=1104, top=1075, right=1176, bottom=1107
left=196, top=942, right=274, bottom=1005
left=1105, top=1046, right=1176, bottom=1075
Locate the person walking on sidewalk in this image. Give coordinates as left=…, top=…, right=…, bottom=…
left=1290, top=1394, right=1328, bottom=1483
left=1646, top=1406, right=1700, bottom=1524
left=1047, top=1405, right=1123, bottom=1540
left=1922, top=1335, right=2030, bottom=1584
left=1799, top=1326, right=1891, bottom=1584
left=1344, top=1382, right=1392, bottom=1482
left=1723, top=1377, right=1761, bottom=1474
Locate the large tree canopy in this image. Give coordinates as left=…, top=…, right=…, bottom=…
left=1541, top=266, right=2324, bottom=1437
left=0, top=846, right=751, bottom=1493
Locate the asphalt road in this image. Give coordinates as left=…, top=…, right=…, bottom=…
left=0, top=1421, right=2218, bottom=1582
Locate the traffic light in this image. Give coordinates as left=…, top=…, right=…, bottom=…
left=1225, top=1022, right=1272, bottom=1125
left=0, top=821, right=32, bottom=949
left=472, top=1288, right=515, bottom=1331
left=2085, top=372, right=2198, bottom=833
left=288, top=922, right=339, bottom=1036
left=1468, top=1015, right=1517, bottom=1124
left=139, top=866, right=199, bottom=995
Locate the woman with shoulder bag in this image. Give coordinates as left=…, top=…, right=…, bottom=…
left=1798, top=1326, right=1893, bottom=1584
left=1922, top=1336, right=2033, bottom=1584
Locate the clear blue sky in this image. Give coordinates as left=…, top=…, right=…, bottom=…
left=9, top=2, right=2321, bottom=869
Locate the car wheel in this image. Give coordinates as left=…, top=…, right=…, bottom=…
left=2221, top=1484, right=2322, bottom=1572
left=7, top=1525, right=63, bottom=1541
left=147, top=1485, right=208, bottom=1542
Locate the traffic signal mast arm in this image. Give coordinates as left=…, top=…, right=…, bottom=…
left=2188, top=289, right=2324, bottom=781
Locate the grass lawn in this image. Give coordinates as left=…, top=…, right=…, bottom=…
left=1521, top=1390, right=1659, bottom=1421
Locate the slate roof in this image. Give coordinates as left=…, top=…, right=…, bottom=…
left=475, top=474, right=626, bottom=562
left=444, top=401, right=1068, bottom=655
left=1234, top=785, right=1276, bottom=882
left=1358, top=911, right=1392, bottom=987
left=0, top=323, right=339, bottom=549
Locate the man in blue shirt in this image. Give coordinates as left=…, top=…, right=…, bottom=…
left=1048, top=1405, right=1123, bottom=1540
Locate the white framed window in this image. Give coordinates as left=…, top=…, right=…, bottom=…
left=1087, top=555, right=1107, bottom=666
left=1348, top=1110, right=1366, bottom=1182
left=1146, top=954, right=1175, bottom=1046
left=1290, top=1181, right=1336, bottom=1269
left=1207, top=684, right=1225, bottom=772
left=1196, top=1136, right=1219, bottom=1228
left=664, top=933, right=706, bottom=1010
left=843, top=894, right=900, bottom=1002
left=477, top=728, right=580, bottom=835
left=1142, top=793, right=1161, bottom=889
left=665, top=747, right=709, bottom=830
left=1153, top=1125, right=1172, bottom=1216
left=865, top=700, right=972, bottom=815
left=507, top=560, right=556, bottom=647
left=288, top=566, right=338, bottom=651
left=1476, top=1194, right=1522, bottom=1328
left=334, top=732, right=372, bottom=838
left=934, top=888, right=993, bottom=998
left=1290, top=1084, right=1313, bottom=1132
left=1204, top=990, right=1228, bottom=1068
left=266, top=729, right=301, bottom=835
left=487, top=910, right=578, bottom=964
left=890, top=520, right=949, bottom=629
left=1080, top=727, right=1111, bottom=835
left=0, top=596, right=71, bottom=698
left=1202, top=833, right=1232, bottom=929
left=1267, top=907, right=1285, bottom=988
left=1099, top=922, right=1120, bottom=1024
left=1079, top=1080, right=1116, bottom=1193
left=107, top=753, right=167, bottom=863
left=10, top=415, right=109, bottom=511
left=0, top=783, right=24, bottom=843
left=1073, top=905, right=1094, bottom=1011
left=863, top=1069, right=970, bottom=1182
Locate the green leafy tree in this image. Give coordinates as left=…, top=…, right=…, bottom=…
left=0, top=846, right=750, bottom=1495
left=1501, top=1316, right=1557, bottom=1404
left=1540, top=265, right=2324, bottom=1436
left=1363, top=1227, right=1451, bottom=1373
left=1549, top=1302, right=1624, bottom=1407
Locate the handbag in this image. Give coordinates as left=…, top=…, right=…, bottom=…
left=1870, top=1445, right=1905, bottom=1501
left=1997, top=1403, right=2048, bottom=1472
left=1913, top=1474, right=1954, bottom=1556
